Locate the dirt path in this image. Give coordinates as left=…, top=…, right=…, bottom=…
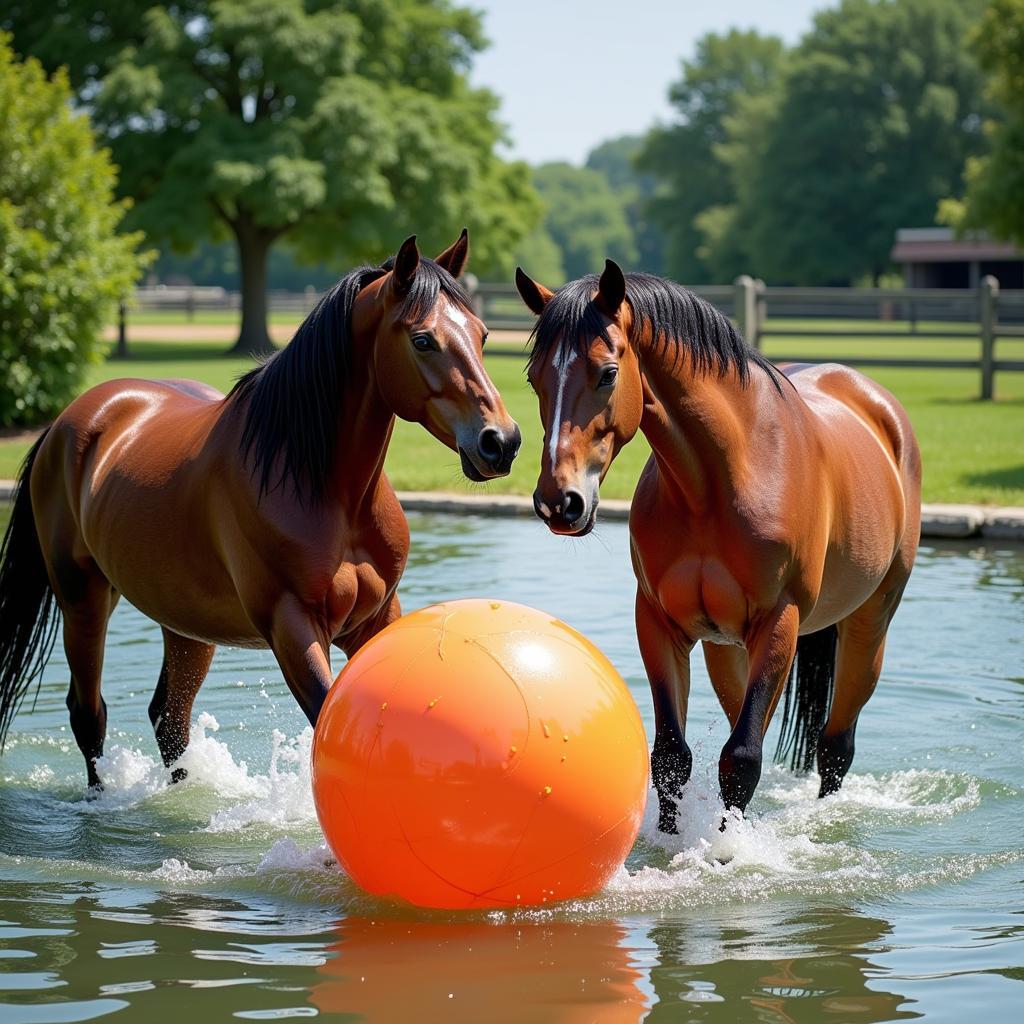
left=101, top=323, right=300, bottom=343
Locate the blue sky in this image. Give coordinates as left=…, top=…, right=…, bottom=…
left=469, top=0, right=831, bottom=165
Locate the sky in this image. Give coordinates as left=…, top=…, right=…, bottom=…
left=468, top=0, right=831, bottom=166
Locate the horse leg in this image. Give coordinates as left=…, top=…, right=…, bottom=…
left=818, top=580, right=908, bottom=797
left=719, top=600, right=800, bottom=813
left=57, top=567, right=117, bottom=791
left=268, top=595, right=334, bottom=727
left=149, top=628, right=216, bottom=782
left=636, top=590, right=694, bottom=835
left=702, top=642, right=748, bottom=728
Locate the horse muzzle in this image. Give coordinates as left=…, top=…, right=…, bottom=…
left=532, top=485, right=597, bottom=536
left=459, top=422, right=521, bottom=481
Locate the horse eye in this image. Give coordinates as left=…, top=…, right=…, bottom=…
left=598, top=366, right=618, bottom=388
left=411, top=333, right=435, bottom=352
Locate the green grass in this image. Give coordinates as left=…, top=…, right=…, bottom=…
left=3, top=336, right=1023, bottom=505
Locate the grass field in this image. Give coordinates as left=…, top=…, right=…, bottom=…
left=2, top=330, right=1022, bottom=505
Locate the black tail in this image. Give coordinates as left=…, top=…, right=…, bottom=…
left=0, top=431, right=60, bottom=750
left=774, top=624, right=838, bottom=773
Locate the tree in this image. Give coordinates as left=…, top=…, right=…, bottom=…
left=512, top=225, right=566, bottom=286
left=585, top=135, right=665, bottom=275
left=530, top=163, right=637, bottom=282
left=637, top=30, right=787, bottom=283
left=940, top=0, right=1024, bottom=246
left=4, top=1, right=539, bottom=355
left=734, top=0, right=991, bottom=284
left=0, top=35, right=146, bottom=428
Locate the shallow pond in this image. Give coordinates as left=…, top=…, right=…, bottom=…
left=0, top=513, right=1022, bottom=1022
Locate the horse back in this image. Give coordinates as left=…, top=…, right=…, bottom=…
left=784, top=363, right=920, bottom=487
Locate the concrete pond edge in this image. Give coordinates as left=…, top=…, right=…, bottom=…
left=5, top=481, right=1017, bottom=541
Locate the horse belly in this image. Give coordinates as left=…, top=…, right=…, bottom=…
left=81, top=474, right=263, bottom=646
left=802, top=452, right=906, bottom=631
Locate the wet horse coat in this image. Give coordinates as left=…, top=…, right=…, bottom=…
left=0, top=233, right=520, bottom=788
left=517, top=261, right=921, bottom=830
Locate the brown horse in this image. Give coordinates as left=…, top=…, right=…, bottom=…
left=516, top=260, right=921, bottom=832
left=0, top=232, right=520, bottom=789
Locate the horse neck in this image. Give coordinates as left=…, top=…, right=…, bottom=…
left=327, top=293, right=396, bottom=509
left=636, top=339, right=768, bottom=516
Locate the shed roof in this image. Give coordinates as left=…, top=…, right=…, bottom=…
left=891, top=227, right=1022, bottom=263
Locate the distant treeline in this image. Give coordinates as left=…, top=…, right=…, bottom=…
left=154, top=0, right=1005, bottom=291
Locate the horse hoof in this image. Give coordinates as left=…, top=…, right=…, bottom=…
left=84, top=783, right=104, bottom=801
left=170, top=766, right=188, bottom=784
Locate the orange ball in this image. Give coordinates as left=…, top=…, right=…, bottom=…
left=312, top=599, right=649, bottom=909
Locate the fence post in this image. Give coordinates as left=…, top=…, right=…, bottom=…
left=754, top=278, right=766, bottom=351
left=979, top=275, right=998, bottom=400
left=734, top=275, right=757, bottom=347
left=185, top=285, right=195, bottom=322
left=115, top=299, right=128, bottom=359
left=464, top=273, right=483, bottom=319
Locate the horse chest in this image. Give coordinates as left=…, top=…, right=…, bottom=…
left=325, top=558, right=396, bottom=638
left=634, top=535, right=749, bottom=646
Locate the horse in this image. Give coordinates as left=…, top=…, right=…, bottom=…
left=515, top=259, right=921, bottom=832
left=0, top=231, right=521, bottom=789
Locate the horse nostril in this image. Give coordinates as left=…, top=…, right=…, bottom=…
left=562, top=490, right=586, bottom=526
left=533, top=493, right=552, bottom=521
left=477, top=427, right=503, bottom=469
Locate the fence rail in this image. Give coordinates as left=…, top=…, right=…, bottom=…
left=125, top=277, right=1024, bottom=399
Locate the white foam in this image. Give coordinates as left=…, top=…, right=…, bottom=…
left=205, top=728, right=316, bottom=833
left=255, top=838, right=336, bottom=875
left=571, top=761, right=990, bottom=914
left=73, top=714, right=317, bottom=836
left=49, top=717, right=1000, bottom=908
left=151, top=858, right=215, bottom=884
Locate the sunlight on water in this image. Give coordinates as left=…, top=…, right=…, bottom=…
left=0, top=519, right=1022, bottom=1022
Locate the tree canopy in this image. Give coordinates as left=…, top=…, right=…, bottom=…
left=4, top=1, right=539, bottom=353
left=638, top=1, right=992, bottom=285
left=638, top=30, right=786, bottom=284
left=585, top=135, right=664, bottom=277
left=0, top=35, right=146, bottom=427
left=526, top=162, right=637, bottom=284
left=941, top=0, right=1024, bottom=247
left=732, top=0, right=990, bottom=284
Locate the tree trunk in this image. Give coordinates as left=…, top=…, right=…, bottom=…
left=229, top=221, right=276, bottom=357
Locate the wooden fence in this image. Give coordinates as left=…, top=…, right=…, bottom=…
left=126, top=278, right=1024, bottom=399
left=470, top=277, right=1024, bottom=400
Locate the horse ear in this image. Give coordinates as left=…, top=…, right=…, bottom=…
left=515, top=266, right=554, bottom=316
left=392, top=235, right=420, bottom=293
left=597, top=259, right=626, bottom=314
left=436, top=227, right=470, bottom=278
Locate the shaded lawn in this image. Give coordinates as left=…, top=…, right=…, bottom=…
left=2, top=336, right=1022, bottom=506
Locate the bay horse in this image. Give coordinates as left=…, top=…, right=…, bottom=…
left=516, top=260, right=921, bottom=832
left=0, top=232, right=520, bottom=789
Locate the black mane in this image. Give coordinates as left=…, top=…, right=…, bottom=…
left=229, top=257, right=472, bottom=505
left=528, top=272, right=783, bottom=391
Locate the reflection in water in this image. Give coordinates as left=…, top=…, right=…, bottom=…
left=642, top=904, right=919, bottom=1022
left=312, top=917, right=650, bottom=1023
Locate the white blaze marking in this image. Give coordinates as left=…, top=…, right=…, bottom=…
left=446, top=304, right=469, bottom=331
left=440, top=298, right=498, bottom=405
left=548, top=345, right=577, bottom=465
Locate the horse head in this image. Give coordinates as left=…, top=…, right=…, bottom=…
left=517, top=260, right=643, bottom=534
left=369, top=231, right=520, bottom=480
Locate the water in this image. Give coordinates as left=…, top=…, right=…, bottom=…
left=0, top=513, right=1021, bottom=1022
